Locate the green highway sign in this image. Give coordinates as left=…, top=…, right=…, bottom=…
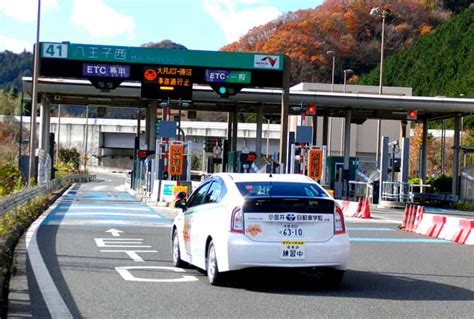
left=41, top=42, right=284, bottom=71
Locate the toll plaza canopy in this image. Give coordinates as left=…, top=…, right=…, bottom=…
left=30, top=42, right=473, bottom=121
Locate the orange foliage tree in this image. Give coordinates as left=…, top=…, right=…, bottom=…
left=222, top=0, right=449, bottom=85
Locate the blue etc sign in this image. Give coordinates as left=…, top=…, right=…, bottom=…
left=82, top=63, right=130, bottom=78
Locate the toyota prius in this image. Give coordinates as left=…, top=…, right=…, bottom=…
left=171, top=173, right=350, bottom=287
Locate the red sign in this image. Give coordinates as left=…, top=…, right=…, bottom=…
left=308, top=149, right=323, bottom=180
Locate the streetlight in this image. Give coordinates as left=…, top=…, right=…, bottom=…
left=343, top=69, right=353, bottom=93
left=327, top=51, right=336, bottom=92
left=341, top=69, right=353, bottom=155
left=326, top=50, right=336, bottom=156
left=28, top=0, right=41, bottom=185
left=370, top=6, right=389, bottom=163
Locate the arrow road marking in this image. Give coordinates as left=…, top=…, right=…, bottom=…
left=105, top=228, right=123, bottom=237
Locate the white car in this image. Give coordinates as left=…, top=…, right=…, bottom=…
left=171, top=173, right=350, bottom=286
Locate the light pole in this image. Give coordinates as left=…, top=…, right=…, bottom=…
left=28, top=0, right=41, bottom=186
left=370, top=6, right=389, bottom=163
left=343, top=69, right=353, bottom=93
left=326, top=50, right=336, bottom=156
left=83, top=105, right=89, bottom=172
left=341, top=69, right=353, bottom=156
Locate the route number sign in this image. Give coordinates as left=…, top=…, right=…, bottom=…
left=308, top=149, right=323, bottom=180
left=42, top=43, right=68, bottom=58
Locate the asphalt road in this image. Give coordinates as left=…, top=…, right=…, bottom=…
left=8, top=174, right=474, bottom=318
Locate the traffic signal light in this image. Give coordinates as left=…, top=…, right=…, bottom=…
left=210, top=84, right=242, bottom=98
left=407, top=109, right=417, bottom=121
left=137, top=150, right=155, bottom=159
left=306, top=104, right=316, bottom=116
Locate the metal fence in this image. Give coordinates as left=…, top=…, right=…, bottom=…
left=381, top=181, right=412, bottom=203
left=0, top=174, right=96, bottom=216
left=460, top=165, right=474, bottom=203
left=348, top=181, right=373, bottom=202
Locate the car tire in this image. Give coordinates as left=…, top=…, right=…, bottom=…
left=206, top=241, right=223, bottom=286
left=172, top=229, right=186, bottom=268
left=320, top=268, right=345, bottom=289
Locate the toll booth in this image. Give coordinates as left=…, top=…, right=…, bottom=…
left=327, top=156, right=359, bottom=198
left=227, top=151, right=257, bottom=173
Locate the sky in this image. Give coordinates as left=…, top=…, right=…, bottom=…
left=0, top=0, right=323, bottom=53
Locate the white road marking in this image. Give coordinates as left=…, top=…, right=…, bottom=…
left=26, top=188, right=74, bottom=318
left=115, top=266, right=199, bottom=283
left=101, top=250, right=158, bottom=262
left=105, top=228, right=123, bottom=237
left=95, top=238, right=152, bottom=248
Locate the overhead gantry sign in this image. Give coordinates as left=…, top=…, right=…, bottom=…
left=39, top=42, right=285, bottom=99
left=38, top=42, right=292, bottom=171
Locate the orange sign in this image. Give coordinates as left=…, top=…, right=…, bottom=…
left=169, top=144, right=184, bottom=176
left=308, top=149, right=323, bottom=180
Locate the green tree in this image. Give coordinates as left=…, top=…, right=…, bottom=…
left=58, top=148, right=80, bottom=170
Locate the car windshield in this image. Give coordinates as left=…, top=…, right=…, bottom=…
left=236, top=182, right=328, bottom=198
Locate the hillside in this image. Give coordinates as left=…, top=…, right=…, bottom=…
left=221, top=0, right=453, bottom=85
left=0, top=51, right=32, bottom=91
left=358, top=7, right=474, bottom=97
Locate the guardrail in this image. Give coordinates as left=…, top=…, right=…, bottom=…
left=381, top=181, right=411, bottom=203
left=0, top=174, right=96, bottom=217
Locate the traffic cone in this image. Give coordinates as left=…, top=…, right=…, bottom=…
left=359, top=198, right=372, bottom=219
left=352, top=197, right=362, bottom=217
left=399, top=204, right=410, bottom=230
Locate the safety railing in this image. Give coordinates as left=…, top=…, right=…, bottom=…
left=0, top=174, right=96, bottom=217
left=381, top=181, right=412, bottom=203
left=348, top=181, right=373, bottom=202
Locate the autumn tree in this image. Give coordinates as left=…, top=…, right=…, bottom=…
left=222, top=0, right=450, bottom=85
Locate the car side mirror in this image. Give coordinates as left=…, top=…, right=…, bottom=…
left=175, top=200, right=187, bottom=211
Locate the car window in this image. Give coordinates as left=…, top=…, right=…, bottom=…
left=204, top=181, right=223, bottom=204
left=187, top=181, right=212, bottom=208
left=236, top=182, right=328, bottom=198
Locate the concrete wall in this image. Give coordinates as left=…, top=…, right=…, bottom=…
left=15, top=116, right=404, bottom=169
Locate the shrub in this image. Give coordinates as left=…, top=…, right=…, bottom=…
left=0, top=162, right=21, bottom=198
left=427, top=174, right=452, bottom=193
left=58, top=147, right=80, bottom=170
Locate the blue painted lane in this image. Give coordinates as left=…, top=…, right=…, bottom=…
left=43, top=190, right=171, bottom=227
left=350, top=238, right=450, bottom=243
left=347, top=227, right=395, bottom=231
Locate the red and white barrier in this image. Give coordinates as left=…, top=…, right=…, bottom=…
left=335, top=199, right=371, bottom=219
left=414, top=212, right=473, bottom=245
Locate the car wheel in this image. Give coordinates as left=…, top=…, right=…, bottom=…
left=172, top=229, right=186, bottom=268
left=206, top=241, right=223, bottom=286
left=320, top=269, right=345, bottom=289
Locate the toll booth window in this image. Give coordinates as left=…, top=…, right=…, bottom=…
left=236, top=182, right=328, bottom=198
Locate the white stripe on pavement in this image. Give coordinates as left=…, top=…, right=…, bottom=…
left=26, top=188, right=74, bottom=319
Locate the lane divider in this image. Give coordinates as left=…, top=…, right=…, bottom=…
left=401, top=204, right=473, bottom=245
left=335, top=198, right=371, bottom=219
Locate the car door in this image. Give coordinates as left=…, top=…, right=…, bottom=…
left=183, top=180, right=212, bottom=260
left=190, top=179, right=227, bottom=268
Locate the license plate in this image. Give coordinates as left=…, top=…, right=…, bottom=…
left=280, top=241, right=305, bottom=259
left=278, top=224, right=304, bottom=238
